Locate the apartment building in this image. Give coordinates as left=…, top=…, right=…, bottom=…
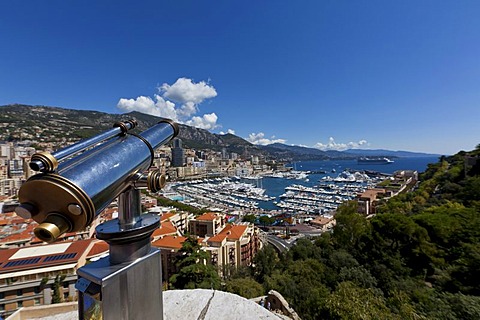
left=188, top=212, right=225, bottom=237
left=155, top=211, right=261, bottom=281
left=0, top=240, right=94, bottom=318
left=356, top=188, right=388, bottom=216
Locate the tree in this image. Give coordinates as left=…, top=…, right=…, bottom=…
left=259, top=215, right=275, bottom=227
left=265, top=260, right=329, bottom=320
left=324, top=281, right=398, bottom=320
left=224, top=277, right=264, bottom=298
left=169, top=236, right=221, bottom=289
left=52, top=274, right=66, bottom=304
left=252, top=245, right=279, bottom=282
left=332, top=201, right=370, bottom=249
left=242, top=214, right=256, bottom=224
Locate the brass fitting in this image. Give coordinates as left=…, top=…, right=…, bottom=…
left=147, top=171, right=166, bottom=193
left=30, top=151, right=58, bottom=172
left=17, top=173, right=95, bottom=243
left=34, top=214, right=72, bottom=243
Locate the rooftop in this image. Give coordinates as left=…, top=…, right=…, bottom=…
left=195, top=212, right=219, bottom=221
left=152, top=220, right=178, bottom=239
left=0, top=239, right=93, bottom=275
left=152, top=235, right=187, bottom=250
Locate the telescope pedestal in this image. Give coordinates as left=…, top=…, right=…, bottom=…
left=76, top=188, right=163, bottom=320
left=76, top=248, right=163, bottom=320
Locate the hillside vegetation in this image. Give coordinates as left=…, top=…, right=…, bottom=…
left=226, top=145, right=480, bottom=319
left=0, top=104, right=263, bottom=156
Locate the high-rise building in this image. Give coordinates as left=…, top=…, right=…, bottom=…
left=171, top=138, right=185, bottom=167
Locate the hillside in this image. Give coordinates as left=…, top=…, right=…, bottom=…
left=260, top=143, right=356, bottom=161
left=242, top=145, right=480, bottom=319
left=345, top=148, right=442, bottom=158
left=0, top=104, right=264, bottom=157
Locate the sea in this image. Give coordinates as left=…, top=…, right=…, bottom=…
left=244, top=156, right=439, bottom=210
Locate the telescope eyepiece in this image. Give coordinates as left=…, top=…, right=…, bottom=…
left=30, top=152, right=58, bottom=173
left=113, top=120, right=137, bottom=135
left=29, top=160, right=43, bottom=172
left=34, top=214, right=72, bottom=243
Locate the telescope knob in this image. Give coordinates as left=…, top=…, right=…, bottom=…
left=147, top=171, right=167, bottom=193
left=15, top=203, right=38, bottom=219
left=133, top=171, right=166, bottom=193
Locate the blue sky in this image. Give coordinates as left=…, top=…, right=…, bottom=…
left=1, top=1, right=479, bottom=155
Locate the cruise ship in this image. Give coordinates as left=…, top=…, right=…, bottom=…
left=357, top=157, right=394, bottom=164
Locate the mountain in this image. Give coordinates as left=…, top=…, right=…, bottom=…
left=344, top=148, right=442, bottom=158
left=259, top=143, right=355, bottom=161
left=0, top=104, right=440, bottom=161
left=0, top=104, right=264, bottom=157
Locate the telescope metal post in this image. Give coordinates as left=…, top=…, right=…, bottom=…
left=118, top=186, right=142, bottom=229
left=76, top=186, right=163, bottom=320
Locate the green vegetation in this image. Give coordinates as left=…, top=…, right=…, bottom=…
left=52, top=274, right=66, bottom=304
left=222, top=146, right=480, bottom=319
left=169, top=236, right=221, bottom=290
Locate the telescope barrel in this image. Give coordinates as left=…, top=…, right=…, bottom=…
left=16, top=119, right=179, bottom=243
left=29, top=120, right=137, bottom=172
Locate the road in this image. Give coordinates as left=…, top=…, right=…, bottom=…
left=266, top=234, right=292, bottom=253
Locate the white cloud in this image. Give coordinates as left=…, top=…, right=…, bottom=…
left=219, top=129, right=236, bottom=135
left=314, top=137, right=368, bottom=151
left=160, top=77, right=217, bottom=105
left=185, top=113, right=218, bottom=130
left=246, top=132, right=287, bottom=145
left=117, top=95, right=178, bottom=120
left=117, top=77, right=218, bottom=129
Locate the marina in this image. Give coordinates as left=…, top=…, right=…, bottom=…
left=160, top=157, right=436, bottom=221
left=166, top=167, right=391, bottom=217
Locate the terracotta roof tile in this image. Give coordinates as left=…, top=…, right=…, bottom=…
left=152, top=235, right=186, bottom=250
left=225, top=225, right=248, bottom=240
left=152, top=220, right=177, bottom=238
left=196, top=212, right=218, bottom=221
left=160, top=212, right=175, bottom=222
left=208, top=233, right=228, bottom=243
left=87, top=240, right=109, bottom=258
left=0, top=232, right=33, bottom=244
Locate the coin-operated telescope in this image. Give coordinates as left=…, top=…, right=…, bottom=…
left=16, top=119, right=179, bottom=320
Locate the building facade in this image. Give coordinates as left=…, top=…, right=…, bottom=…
left=0, top=240, right=94, bottom=318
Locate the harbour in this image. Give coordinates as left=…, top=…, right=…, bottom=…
left=165, top=157, right=438, bottom=218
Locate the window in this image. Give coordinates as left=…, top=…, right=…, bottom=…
left=17, top=301, right=23, bottom=308
left=0, top=292, right=4, bottom=299
left=17, top=289, right=23, bottom=296
left=63, top=281, right=69, bottom=288
left=63, top=292, right=69, bottom=300
left=0, top=304, right=4, bottom=311
left=34, top=286, right=40, bottom=294
left=34, top=298, right=41, bottom=305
